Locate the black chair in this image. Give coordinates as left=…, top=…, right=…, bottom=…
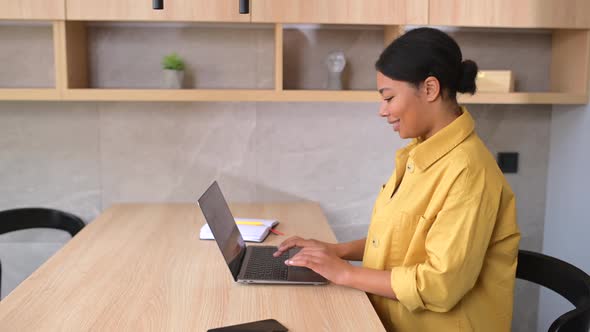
left=0, top=208, right=85, bottom=299
left=516, top=249, right=590, bottom=332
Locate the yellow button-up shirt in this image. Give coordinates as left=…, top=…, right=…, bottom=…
left=363, top=108, right=520, bottom=332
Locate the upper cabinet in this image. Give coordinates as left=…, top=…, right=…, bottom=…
left=66, top=0, right=250, bottom=22
left=429, top=0, right=590, bottom=28
left=251, top=0, right=428, bottom=25
left=0, top=0, right=65, bottom=20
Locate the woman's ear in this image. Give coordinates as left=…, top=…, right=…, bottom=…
left=423, top=76, right=441, bottom=102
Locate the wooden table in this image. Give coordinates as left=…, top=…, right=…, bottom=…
left=0, top=202, right=385, bottom=331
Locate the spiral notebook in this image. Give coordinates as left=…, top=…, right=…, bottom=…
left=200, top=218, right=279, bottom=242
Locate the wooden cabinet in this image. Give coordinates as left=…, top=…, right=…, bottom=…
left=66, top=0, right=250, bottom=22
left=0, top=0, right=65, bottom=20
left=430, top=0, right=590, bottom=28
left=0, top=0, right=589, bottom=104
left=251, top=0, right=428, bottom=24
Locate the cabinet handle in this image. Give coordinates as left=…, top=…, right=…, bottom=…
left=239, top=0, right=249, bottom=14
left=153, top=0, right=163, bottom=10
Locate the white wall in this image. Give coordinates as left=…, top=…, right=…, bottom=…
left=540, top=103, right=590, bottom=331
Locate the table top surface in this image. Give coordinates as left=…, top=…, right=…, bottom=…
left=0, top=202, right=384, bottom=331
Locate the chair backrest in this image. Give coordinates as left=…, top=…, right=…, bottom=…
left=0, top=208, right=85, bottom=237
left=0, top=207, right=85, bottom=299
left=516, top=250, right=590, bottom=332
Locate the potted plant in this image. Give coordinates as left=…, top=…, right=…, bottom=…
left=162, top=53, right=185, bottom=89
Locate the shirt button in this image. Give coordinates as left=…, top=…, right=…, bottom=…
left=371, top=238, right=379, bottom=248
left=407, top=162, right=415, bottom=173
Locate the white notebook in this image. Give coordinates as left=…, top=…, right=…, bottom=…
left=200, top=217, right=279, bottom=243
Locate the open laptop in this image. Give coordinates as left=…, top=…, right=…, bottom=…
left=197, top=181, right=327, bottom=285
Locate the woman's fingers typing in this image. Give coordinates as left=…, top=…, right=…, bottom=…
left=273, top=236, right=303, bottom=256
left=272, top=237, right=328, bottom=257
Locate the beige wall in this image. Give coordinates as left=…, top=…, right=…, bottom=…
left=0, top=23, right=54, bottom=88
left=0, top=24, right=552, bottom=332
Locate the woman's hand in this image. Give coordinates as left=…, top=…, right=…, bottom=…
left=273, top=236, right=339, bottom=257
left=285, top=246, right=354, bottom=285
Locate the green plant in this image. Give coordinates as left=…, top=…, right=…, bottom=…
left=162, top=53, right=185, bottom=71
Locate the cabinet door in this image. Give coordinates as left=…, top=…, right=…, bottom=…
left=0, top=0, right=65, bottom=20
left=430, top=0, right=590, bottom=28
left=66, top=0, right=250, bottom=22
left=252, top=0, right=428, bottom=24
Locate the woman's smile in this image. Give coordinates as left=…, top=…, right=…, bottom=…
left=389, top=118, right=400, bottom=131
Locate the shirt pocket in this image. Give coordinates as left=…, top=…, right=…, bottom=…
left=388, top=212, right=422, bottom=268
left=365, top=209, right=419, bottom=268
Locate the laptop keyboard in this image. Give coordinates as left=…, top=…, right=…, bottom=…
left=243, top=247, right=289, bottom=281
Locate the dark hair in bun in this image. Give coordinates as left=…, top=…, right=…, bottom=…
left=376, top=27, right=478, bottom=100
left=458, top=60, right=478, bottom=94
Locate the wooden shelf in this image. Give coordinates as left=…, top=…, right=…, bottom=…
left=458, top=92, right=588, bottom=105
left=69, top=89, right=384, bottom=102
left=0, top=89, right=583, bottom=104
left=1, top=7, right=589, bottom=105
left=63, top=89, right=278, bottom=102
left=0, top=89, right=61, bottom=101
left=61, top=90, right=589, bottom=104
left=62, top=89, right=380, bottom=102
left=279, top=90, right=380, bottom=102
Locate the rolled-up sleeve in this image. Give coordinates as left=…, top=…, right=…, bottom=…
left=391, top=166, right=500, bottom=312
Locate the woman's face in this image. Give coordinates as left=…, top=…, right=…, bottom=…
left=376, top=71, right=431, bottom=139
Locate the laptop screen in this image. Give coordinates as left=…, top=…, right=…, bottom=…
left=197, top=181, right=246, bottom=281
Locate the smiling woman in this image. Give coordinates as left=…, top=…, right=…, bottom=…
left=375, top=27, right=478, bottom=140
left=274, top=27, right=521, bottom=332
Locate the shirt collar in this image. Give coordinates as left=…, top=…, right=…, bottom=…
left=409, top=106, right=475, bottom=171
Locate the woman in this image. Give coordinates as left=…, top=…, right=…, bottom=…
left=273, top=27, right=520, bottom=331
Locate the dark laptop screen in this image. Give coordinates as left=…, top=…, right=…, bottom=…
left=197, top=181, right=245, bottom=281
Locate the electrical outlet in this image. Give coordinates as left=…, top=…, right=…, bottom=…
left=497, top=152, right=519, bottom=174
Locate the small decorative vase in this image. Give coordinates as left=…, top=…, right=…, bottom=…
left=325, top=50, right=346, bottom=90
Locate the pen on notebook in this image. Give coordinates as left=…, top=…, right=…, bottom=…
left=236, top=221, right=264, bottom=226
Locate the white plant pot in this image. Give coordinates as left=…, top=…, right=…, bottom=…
left=163, top=69, right=184, bottom=89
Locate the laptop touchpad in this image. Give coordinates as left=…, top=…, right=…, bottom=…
left=286, top=247, right=328, bottom=283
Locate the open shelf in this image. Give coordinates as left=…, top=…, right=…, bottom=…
left=1, top=20, right=588, bottom=105
left=0, top=21, right=60, bottom=100
left=272, top=25, right=588, bottom=104
left=61, top=21, right=275, bottom=90
left=50, top=89, right=587, bottom=104
left=282, top=24, right=385, bottom=91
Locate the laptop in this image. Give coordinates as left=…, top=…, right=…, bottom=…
left=197, top=181, right=327, bottom=285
